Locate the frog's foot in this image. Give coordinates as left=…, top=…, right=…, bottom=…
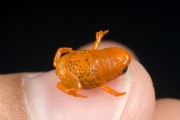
left=100, top=85, right=126, bottom=97
left=91, top=30, right=109, bottom=50
left=57, top=82, right=87, bottom=98
left=96, top=30, right=109, bottom=40
left=65, top=88, right=87, bottom=98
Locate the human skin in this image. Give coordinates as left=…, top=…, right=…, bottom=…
left=0, top=41, right=180, bottom=120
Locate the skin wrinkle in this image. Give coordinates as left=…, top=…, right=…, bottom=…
left=130, top=77, right=153, bottom=119
left=22, top=74, right=39, bottom=120
left=0, top=112, right=8, bottom=120
left=0, top=74, right=29, bottom=120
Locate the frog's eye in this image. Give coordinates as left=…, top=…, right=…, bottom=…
left=122, top=66, right=128, bottom=75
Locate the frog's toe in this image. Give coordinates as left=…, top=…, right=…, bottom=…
left=76, top=94, right=88, bottom=98
left=65, top=88, right=87, bottom=98
left=114, top=92, right=127, bottom=97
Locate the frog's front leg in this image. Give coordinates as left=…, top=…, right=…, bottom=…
left=53, top=47, right=72, bottom=67
left=57, top=82, right=87, bottom=98
left=100, top=84, right=126, bottom=97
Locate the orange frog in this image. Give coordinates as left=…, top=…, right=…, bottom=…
left=53, top=30, right=131, bottom=98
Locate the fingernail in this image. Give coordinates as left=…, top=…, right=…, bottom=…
left=23, top=61, right=133, bottom=120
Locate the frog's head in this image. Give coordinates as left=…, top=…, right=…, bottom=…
left=107, top=47, right=131, bottom=79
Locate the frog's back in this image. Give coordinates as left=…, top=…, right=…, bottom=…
left=56, top=50, right=107, bottom=88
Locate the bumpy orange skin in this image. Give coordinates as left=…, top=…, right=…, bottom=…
left=53, top=30, right=131, bottom=98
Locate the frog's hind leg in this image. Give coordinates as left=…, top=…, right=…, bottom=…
left=57, top=82, right=87, bottom=98
left=56, top=72, right=87, bottom=98
left=91, top=30, right=109, bottom=50
left=53, top=47, right=72, bottom=67
left=100, top=84, right=126, bottom=97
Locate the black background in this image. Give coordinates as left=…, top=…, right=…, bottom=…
left=1, top=3, right=180, bottom=99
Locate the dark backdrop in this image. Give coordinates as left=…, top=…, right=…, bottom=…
left=1, top=3, right=180, bottom=99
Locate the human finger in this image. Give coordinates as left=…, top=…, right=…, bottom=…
left=153, top=98, right=180, bottom=120
left=0, top=41, right=155, bottom=120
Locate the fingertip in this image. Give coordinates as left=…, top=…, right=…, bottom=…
left=154, top=98, right=180, bottom=120
left=23, top=60, right=155, bottom=120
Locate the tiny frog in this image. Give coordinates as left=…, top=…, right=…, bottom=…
left=53, top=30, right=131, bottom=98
